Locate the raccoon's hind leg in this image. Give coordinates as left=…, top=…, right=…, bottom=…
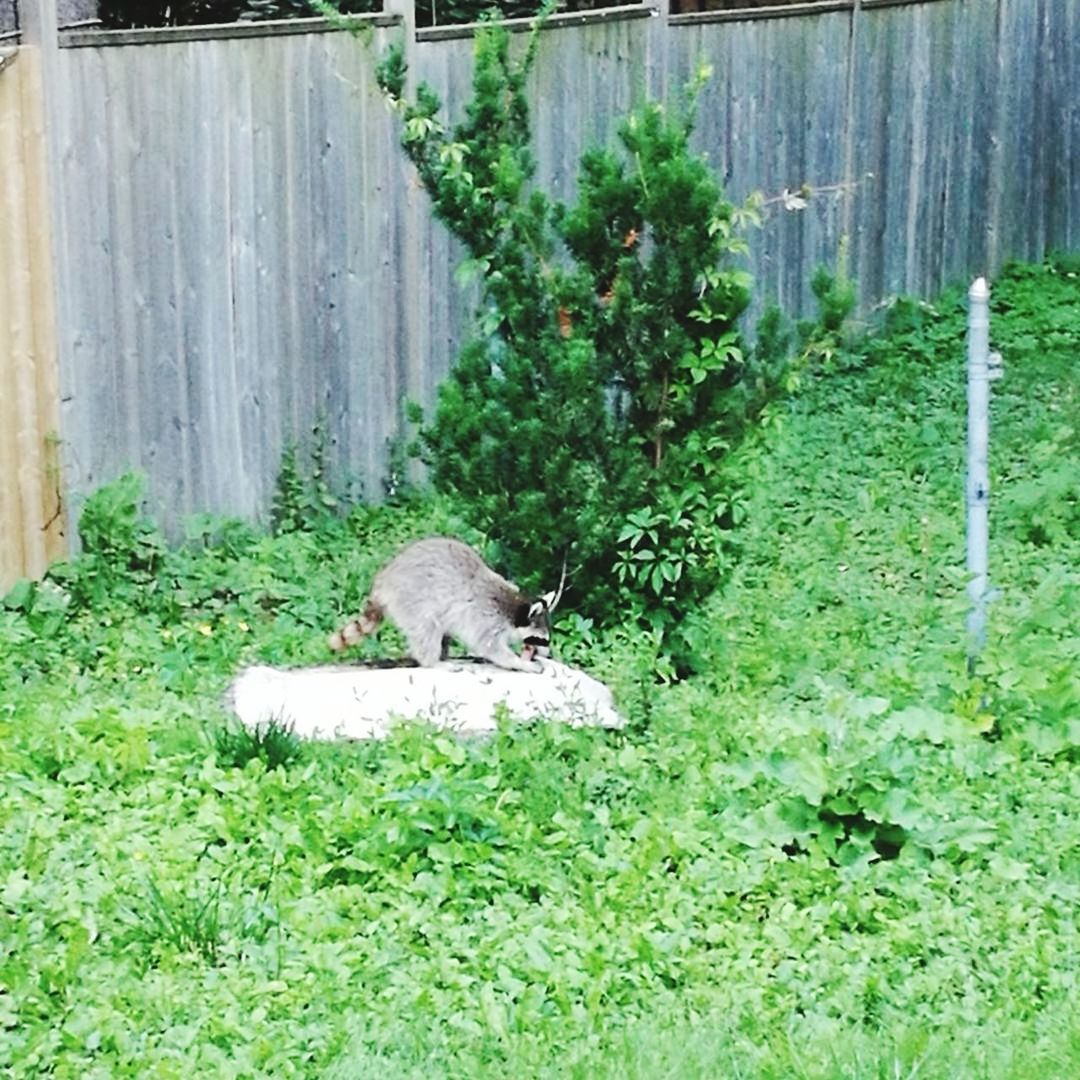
left=327, top=599, right=383, bottom=651
left=397, top=621, right=446, bottom=667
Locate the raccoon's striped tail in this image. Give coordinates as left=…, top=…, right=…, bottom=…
left=327, top=599, right=384, bottom=651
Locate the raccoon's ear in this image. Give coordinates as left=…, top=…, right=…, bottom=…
left=538, top=591, right=556, bottom=610
left=528, top=599, right=547, bottom=621
left=545, top=555, right=568, bottom=612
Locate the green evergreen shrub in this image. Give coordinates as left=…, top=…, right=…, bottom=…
left=376, top=25, right=786, bottom=665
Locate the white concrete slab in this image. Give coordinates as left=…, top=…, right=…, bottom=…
left=227, top=658, right=624, bottom=740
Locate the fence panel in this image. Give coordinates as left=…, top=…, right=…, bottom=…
left=669, top=8, right=855, bottom=314
left=847, top=0, right=994, bottom=303
left=991, top=0, right=1073, bottom=269
left=0, top=47, right=66, bottom=589
left=407, top=12, right=656, bottom=402
left=51, top=28, right=404, bottom=524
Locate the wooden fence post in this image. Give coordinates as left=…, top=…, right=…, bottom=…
left=382, top=0, right=414, bottom=42
left=0, top=0, right=67, bottom=587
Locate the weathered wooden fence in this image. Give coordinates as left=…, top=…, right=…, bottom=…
left=2, top=0, right=1078, bottom=584
left=0, top=45, right=66, bottom=588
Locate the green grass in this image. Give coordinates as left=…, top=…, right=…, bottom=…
left=214, top=719, right=303, bottom=772
left=1, top=258, right=1077, bottom=1078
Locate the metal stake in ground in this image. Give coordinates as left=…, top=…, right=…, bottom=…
left=966, top=276, right=1003, bottom=667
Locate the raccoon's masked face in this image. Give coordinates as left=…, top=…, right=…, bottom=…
left=517, top=564, right=566, bottom=663
left=517, top=596, right=554, bottom=662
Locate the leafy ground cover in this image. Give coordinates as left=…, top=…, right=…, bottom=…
left=1, top=257, right=1078, bottom=1077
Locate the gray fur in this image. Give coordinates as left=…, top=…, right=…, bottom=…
left=328, top=537, right=551, bottom=672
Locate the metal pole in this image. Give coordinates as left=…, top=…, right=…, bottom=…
left=966, top=277, right=992, bottom=664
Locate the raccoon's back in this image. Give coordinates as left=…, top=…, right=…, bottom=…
left=371, top=537, right=510, bottom=615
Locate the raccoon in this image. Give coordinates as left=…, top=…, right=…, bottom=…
left=327, top=537, right=564, bottom=672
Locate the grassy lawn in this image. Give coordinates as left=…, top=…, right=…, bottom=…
left=2, top=257, right=1078, bottom=1077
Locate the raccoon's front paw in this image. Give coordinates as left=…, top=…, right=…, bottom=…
left=496, top=653, right=543, bottom=674
left=521, top=644, right=551, bottom=667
